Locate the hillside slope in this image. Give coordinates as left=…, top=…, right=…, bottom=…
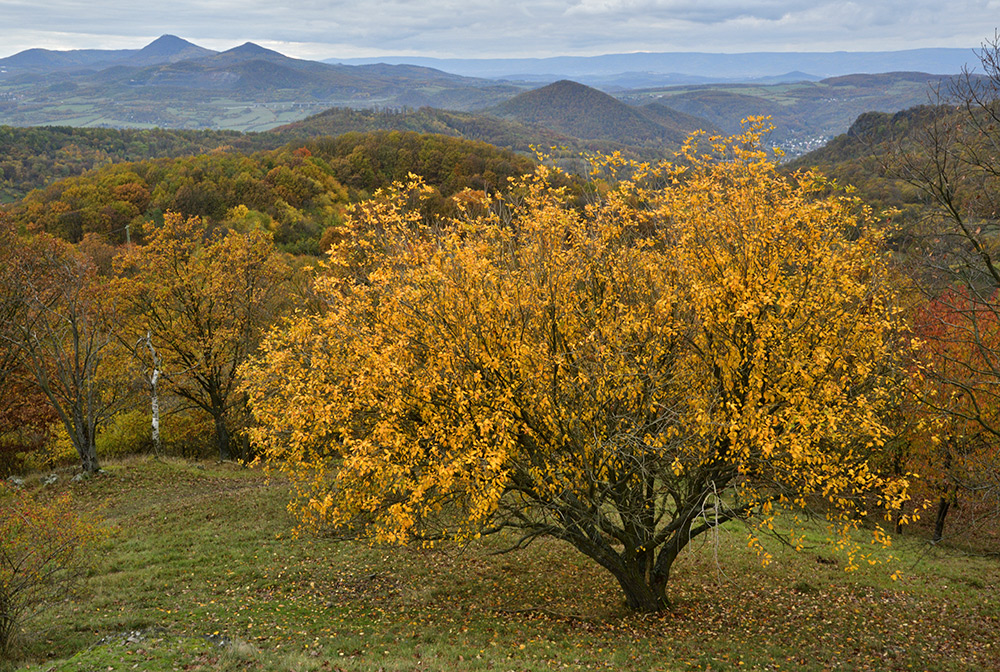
left=489, top=80, right=712, bottom=147
left=629, top=72, right=954, bottom=152
left=273, top=106, right=575, bottom=151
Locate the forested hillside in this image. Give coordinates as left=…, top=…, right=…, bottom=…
left=0, top=125, right=287, bottom=203
left=273, top=103, right=706, bottom=160
left=0, top=101, right=707, bottom=209
left=627, top=71, right=955, bottom=151
left=272, top=106, right=576, bottom=152
left=6, top=131, right=534, bottom=253
left=788, top=104, right=951, bottom=227
left=490, top=80, right=715, bottom=147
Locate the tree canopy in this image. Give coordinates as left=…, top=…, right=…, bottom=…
left=113, top=212, right=289, bottom=461
left=227, top=125, right=910, bottom=611
left=6, top=131, right=534, bottom=255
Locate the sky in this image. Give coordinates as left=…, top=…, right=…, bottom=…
left=0, top=0, right=996, bottom=60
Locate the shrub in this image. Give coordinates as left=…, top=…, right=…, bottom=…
left=0, top=428, right=49, bottom=479
left=163, top=411, right=217, bottom=459
left=19, top=424, right=78, bottom=473
left=96, top=409, right=153, bottom=459
left=0, top=485, right=100, bottom=655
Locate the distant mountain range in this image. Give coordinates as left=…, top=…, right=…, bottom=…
left=328, top=48, right=978, bottom=88
left=0, top=35, right=214, bottom=72
left=0, top=35, right=524, bottom=126
left=0, top=35, right=977, bottom=158
left=274, top=72, right=948, bottom=159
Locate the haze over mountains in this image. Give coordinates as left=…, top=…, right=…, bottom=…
left=0, top=35, right=522, bottom=125
left=0, top=35, right=978, bottom=158
left=330, top=48, right=979, bottom=88
left=0, top=35, right=215, bottom=72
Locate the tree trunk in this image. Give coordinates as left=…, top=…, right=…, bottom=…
left=560, top=523, right=672, bottom=613
left=142, top=333, right=162, bottom=458
left=70, top=409, right=100, bottom=473
left=80, top=444, right=100, bottom=473
left=150, top=369, right=161, bottom=458
left=76, top=426, right=100, bottom=473
left=213, top=414, right=231, bottom=461
left=608, top=564, right=669, bottom=613
left=933, top=496, right=950, bottom=543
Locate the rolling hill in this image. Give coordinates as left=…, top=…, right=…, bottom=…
left=0, top=35, right=213, bottom=74
left=636, top=101, right=723, bottom=139
left=273, top=106, right=575, bottom=150
left=489, top=80, right=715, bottom=147
left=0, top=35, right=972, bottom=157
left=623, top=72, right=959, bottom=152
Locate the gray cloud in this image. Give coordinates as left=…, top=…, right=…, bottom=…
left=0, top=0, right=994, bottom=59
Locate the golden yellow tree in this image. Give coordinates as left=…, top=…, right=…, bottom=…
left=244, top=125, right=911, bottom=612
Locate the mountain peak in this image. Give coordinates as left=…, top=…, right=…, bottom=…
left=206, top=42, right=291, bottom=65
left=490, top=78, right=714, bottom=147
left=147, top=34, right=189, bottom=47
left=131, top=35, right=215, bottom=66
left=496, top=79, right=623, bottom=115
left=226, top=42, right=276, bottom=56
left=139, top=35, right=200, bottom=55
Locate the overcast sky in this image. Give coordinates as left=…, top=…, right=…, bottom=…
left=0, top=0, right=996, bottom=60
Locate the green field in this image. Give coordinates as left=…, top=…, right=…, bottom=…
left=0, top=91, right=336, bottom=132
left=3, top=458, right=997, bottom=672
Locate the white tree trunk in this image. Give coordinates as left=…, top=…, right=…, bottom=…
left=141, top=332, right=163, bottom=458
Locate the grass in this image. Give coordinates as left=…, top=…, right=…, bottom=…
left=4, top=457, right=999, bottom=671
left=0, top=85, right=319, bottom=131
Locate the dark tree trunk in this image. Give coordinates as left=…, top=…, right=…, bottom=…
left=71, top=411, right=100, bottom=472
left=213, top=414, right=231, bottom=461
left=76, top=432, right=100, bottom=473
left=608, top=564, right=669, bottom=613
left=557, top=519, right=672, bottom=613
left=80, top=445, right=100, bottom=473
left=564, top=527, right=676, bottom=613
left=933, top=496, right=951, bottom=543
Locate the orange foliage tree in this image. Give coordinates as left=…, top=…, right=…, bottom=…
left=886, top=36, right=1000, bottom=542
left=0, top=222, right=56, bottom=474
left=0, top=365, right=55, bottom=476
left=244, top=126, right=911, bottom=612
left=908, top=289, right=1000, bottom=541
left=0, top=222, right=125, bottom=473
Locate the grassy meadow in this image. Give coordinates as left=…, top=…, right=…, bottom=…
left=4, top=457, right=998, bottom=672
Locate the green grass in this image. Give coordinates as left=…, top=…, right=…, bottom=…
left=5, top=457, right=998, bottom=671
left=0, top=87, right=325, bottom=131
